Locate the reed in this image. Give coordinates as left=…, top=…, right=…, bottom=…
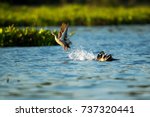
left=0, top=25, right=58, bottom=47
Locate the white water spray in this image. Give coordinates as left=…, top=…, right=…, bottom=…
left=68, top=48, right=96, bottom=61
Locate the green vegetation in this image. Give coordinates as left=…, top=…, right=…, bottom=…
left=0, top=3, right=149, bottom=47
left=1, top=0, right=150, bottom=6
left=0, top=25, right=58, bottom=47
left=0, top=4, right=150, bottom=26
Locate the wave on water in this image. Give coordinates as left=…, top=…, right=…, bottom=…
left=68, top=48, right=96, bottom=61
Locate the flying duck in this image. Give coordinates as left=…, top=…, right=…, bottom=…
left=51, top=23, right=72, bottom=51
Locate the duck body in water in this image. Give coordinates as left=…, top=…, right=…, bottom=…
left=96, top=51, right=117, bottom=62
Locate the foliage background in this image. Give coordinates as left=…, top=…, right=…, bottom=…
left=0, top=0, right=150, bottom=6
left=0, top=0, right=149, bottom=47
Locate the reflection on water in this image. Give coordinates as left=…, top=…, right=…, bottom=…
left=0, top=25, right=150, bottom=99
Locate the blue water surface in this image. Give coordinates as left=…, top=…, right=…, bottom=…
left=0, top=25, right=150, bottom=99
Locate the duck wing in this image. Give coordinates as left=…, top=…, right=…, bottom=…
left=59, top=23, right=72, bottom=45
left=58, top=23, right=66, bottom=39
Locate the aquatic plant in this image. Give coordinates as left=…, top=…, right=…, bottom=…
left=0, top=4, right=150, bottom=26
left=0, top=25, right=58, bottom=47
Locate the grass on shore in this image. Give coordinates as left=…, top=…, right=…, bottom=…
left=0, top=4, right=150, bottom=26
left=0, top=25, right=58, bottom=47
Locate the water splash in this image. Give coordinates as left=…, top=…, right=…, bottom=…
left=68, top=48, right=96, bottom=61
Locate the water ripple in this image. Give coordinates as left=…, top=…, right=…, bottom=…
left=0, top=25, right=150, bottom=99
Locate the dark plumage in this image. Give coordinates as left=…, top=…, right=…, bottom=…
left=96, top=51, right=116, bottom=61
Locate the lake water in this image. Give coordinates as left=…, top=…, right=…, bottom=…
left=0, top=25, right=150, bottom=99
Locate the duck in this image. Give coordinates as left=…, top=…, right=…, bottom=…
left=96, top=51, right=116, bottom=61
left=51, top=23, right=72, bottom=51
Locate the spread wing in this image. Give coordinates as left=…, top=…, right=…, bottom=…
left=58, top=23, right=67, bottom=39
left=58, top=23, right=72, bottom=45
